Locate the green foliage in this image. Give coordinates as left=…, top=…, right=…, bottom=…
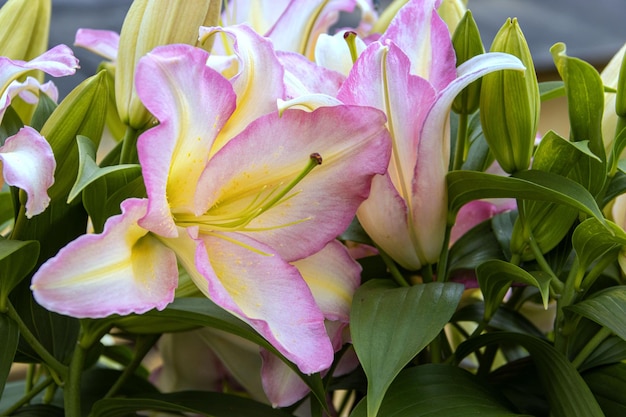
left=351, top=280, right=464, bottom=417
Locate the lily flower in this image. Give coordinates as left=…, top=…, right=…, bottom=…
left=155, top=240, right=361, bottom=407
left=31, top=43, right=391, bottom=375
left=219, top=0, right=376, bottom=60
left=0, top=45, right=78, bottom=217
left=337, top=0, right=524, bottom=270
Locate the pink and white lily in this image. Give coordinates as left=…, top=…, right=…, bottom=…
left=0, top=45, right=78, bottom=217
left=219, top=0, right=376, bottom=60
left=31, top=43, right=391, bottom=375
left=337, top=0, right=524, bottom=270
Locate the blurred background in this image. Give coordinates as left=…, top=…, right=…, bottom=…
left=1, top=0, right=625, bottom=135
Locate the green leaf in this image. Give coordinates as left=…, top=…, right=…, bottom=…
left=476, top=260, right=551, bottom=321
left=10, top=404, right=65, bottom=416
left=572, top=218, right=626, bottom=271
left=0, top=239, right=39, bottom=303
left=566, top=286, right=626, bottom=342
left=579, top=336, right=626, bottom=372
left=68, top=135, right=141, bottom=203
left=451, top=303, right=545, bottom=338
left=349, top=364, right=529, bottom=417
left=447, top=170, right=605, bottom=223
left=456, top=332, right=605, bottom=417
left=603, top=171, right=626, bottom=207
left=29, top=93, right=57, bottom=131
left=0, top=314, right=18, bottom=395
left=551, top=43, right=607, bottom=196
left=0, top=105, right=23, bottom=143
left=448, top=218, right=505, bottom=274
left=83, top=172, right=145, bottom=234
left=114, top=297, right=326, bottom=408
left=461, top=110, right=494, bottom=172
left=350, top=280, right=464, bottom=417
left=91, top=391, right=295, bottom=417
left=583, top=363, right=626, bottom=416
left=539, top=80, right=565, bottom=101
left=0, top=191, right=15, bottom=228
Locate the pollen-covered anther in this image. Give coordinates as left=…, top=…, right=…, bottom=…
left=310, top=152, right=323, bottom=165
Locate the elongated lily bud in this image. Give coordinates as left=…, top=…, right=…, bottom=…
left=480, top=18, right=539, bottom=174
left=437, top=0, right=467, bottom=34
left=451, top=10, right=484, bottom=115
left=0, top=0, right=50, bottom=64
left=116, top=0, right=221, bottom=130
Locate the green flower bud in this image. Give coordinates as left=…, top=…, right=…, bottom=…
left=616, top=44, right=626, bottom=118
left=437, top=0, right=467, bottom=35
left=116, top=0, right=221, bottom=130
left=0, top=0, right=50, bottom=63
left=480, top=18, right=540, bottom=174
left=451, top=10, right=484, bottom=115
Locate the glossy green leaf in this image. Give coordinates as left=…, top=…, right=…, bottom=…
left=551, top=43, right=607, bottom=196
left=567, top=286, right=626, bottom=341
left=476, top=260, right=551, bottom=322
left=461, top=110, right=494, bottom=172
left=349, top=364, right=529, bottom=417
left=579, top=336, right=626, bottom=372
left=608, top=126, right=626, bottom=175
left=583, top=363, right=626, bottom=416
left=114, top=297, right=326, bottom=408
left=83, top=172, right=145, bottom=234
left=539, top=80, right=565, bottom=101
left=551, top=43, right=605, bottom=156
left=0, top=191, right=15, bottom=228
left=351, top=280, right=464, bottom=417
left=572, top=218, right=626, bottom=271
left=91, top=391, right=295, bottom=417
left=451, top=303, right=545, bottom=338
left=0, top=239, right=39, bottom=302
left=0, top=105, right=23, bottom=142
left=0, top=314, right=18, bottom=395
left=455, top=332, right=604, bottom=417
left=29, top=93, right=57, bottom=131
left=68, top=135, right=141, bottom=203
left=448, top=218, right=505, bottom=275
left=447, top=170, right=605, bottom=223
left=603, top=171, right=626, bottom=207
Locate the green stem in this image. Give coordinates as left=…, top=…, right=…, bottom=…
left=2, top=376, right=54, bottom=415
left=554, top=260, right=583, bottom=353
left=377, top=247, right=410, bottom=287
left=580, top=253, right=618, bottom=294
left=104, top=334, right=161, bottom=399
left=6, top=302, right=67, bottom=381
left=119, top=126, right=140, bottom=164
left=571, top=327, right=612, bottom=369
left=453, top=112, right=469, bottom=171
left=64, top=334, right=88, bottom=417
left=436, top=224, right=453, bottom=282
left=421, top=263, right=434, bottom=283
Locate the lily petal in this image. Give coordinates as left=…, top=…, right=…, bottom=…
left=314, top=30, right=366, bottom=76
left=0, top=76, right=58, bottom=123
left=357, top=173, right=422, bottom=269
left=194, top=105, right=391, bottom=261
left=199, top=24, right=285, bottom=153
left=266, top=0, right=355, bottom=59
left=0, top=126, right=55, bottom=218
left=412, top=52, right=525, bottom=263
left=278, top=50, right=345, bottom=98
left=31, top=198, right=179, bottom=317
left=74, top=28, right=120, bottom=62
left=135, top=44, right=237, bottom=238
left=292, top=240, right=360, bottom=322
left=0, top=44, right=78, bottom=92
left=380, top=0, right=456, bottom=90
left=186, top=229, right=333, bottom=375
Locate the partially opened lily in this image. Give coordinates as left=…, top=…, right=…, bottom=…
left=31, top=43, right=391, bottom=374
left=337, top=0, right=524, bottom=270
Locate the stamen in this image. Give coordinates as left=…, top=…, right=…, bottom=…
left=177, top=153, right=323, bottom=232
left=343, top=31, right=359, bottom=64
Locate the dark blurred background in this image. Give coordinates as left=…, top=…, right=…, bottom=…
left=2, top=0, right=625, bottom=97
